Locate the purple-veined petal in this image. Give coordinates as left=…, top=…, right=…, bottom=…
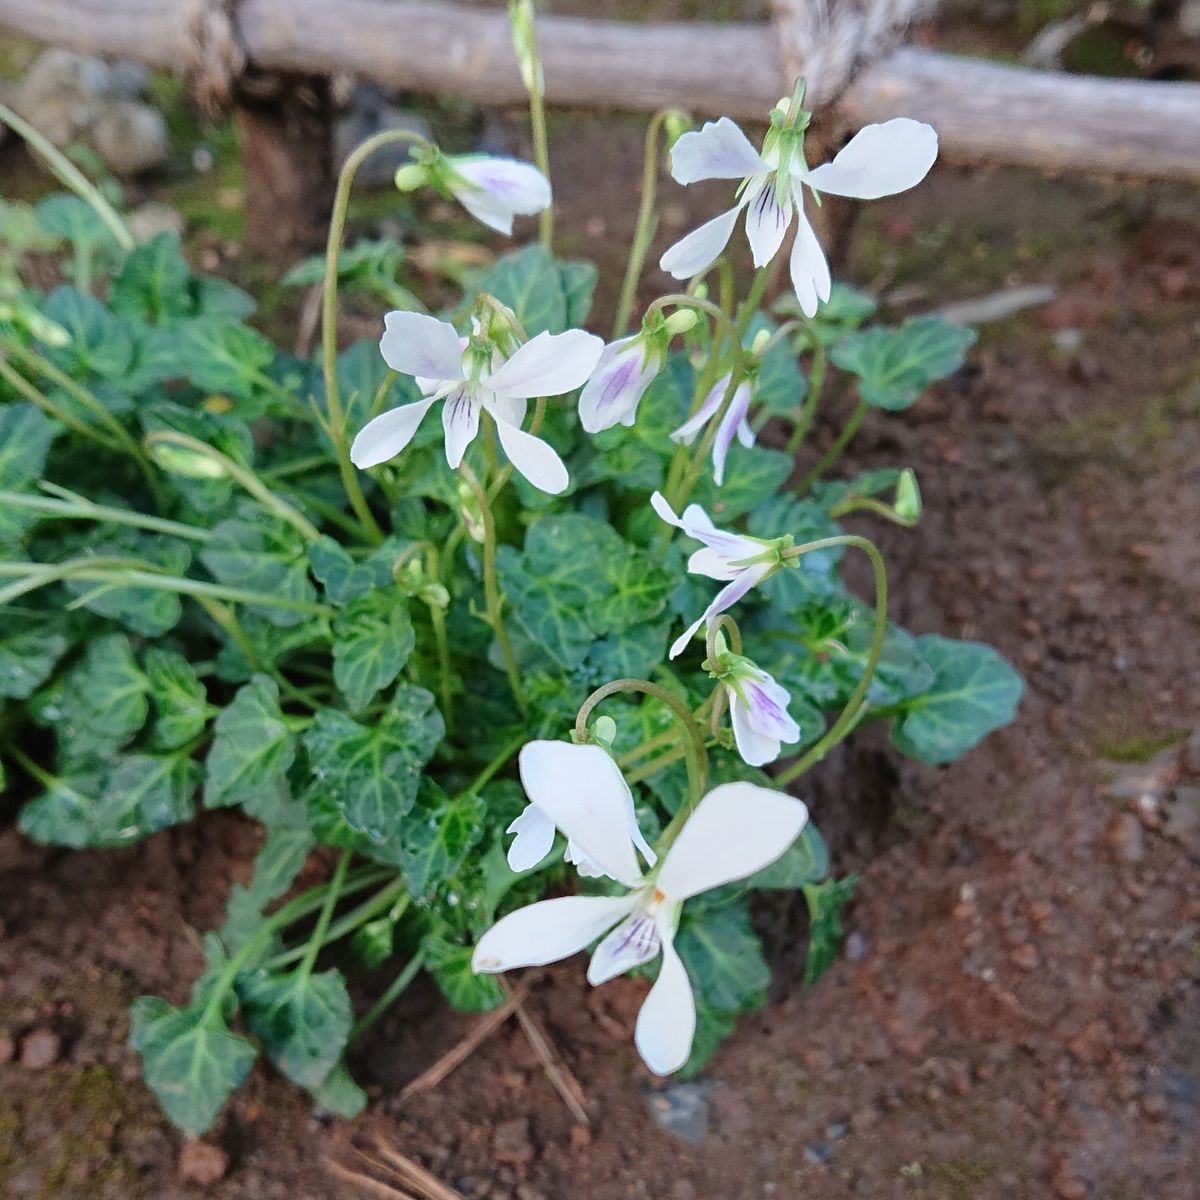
left=518, top=741, right=645, bottom=887
left=744, top=175, right=793, bottom=268
left=506, top=803, right=557, bottom=872
left=578, top=337, right=660, bottom=433
left=471, top=894, right=636, bottom=973
left=667, top=562, right=772, bottom=659
left=686, top=547, right=740, bottom=581
left=349, top=397, right=438, bottom=468
left=728, top=691, right=782, bottom=766
left=711, top=380, right=753, bottom=486
left=803, top=118, right=938, bottom=200
left=657, top=782, right=808, bottom=901
left=488, top=391, right=528, bottom=428
left=788, top=202, right=831, bottom=319
left=587, top=906, right=663, bottom=986
left=448, top=156, right=552, bottom=235
left=659, top=205, right=741, bottom=280
left=670, top=375, right=727, bottom=446
left=416, top=335, right=470, bottom=394
left=493, top=417, right=570, bottom=495
left=441, top=386, right=481, bottom=468
left=634, top=928, right=696, bottom=1075
left=486, top=329, right=604, bottom=400
left=669, top=116, right=767, bottom=185
left=649, top=491, right=760, bottom=560
left=379, top=311, right=465, bottom=381
left=736, top=416, right=755, bottom=449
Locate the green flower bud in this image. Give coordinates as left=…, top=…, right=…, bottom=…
left=393, top=163, right=429, bottom=193
left=895, top=468, right=922, bottom=523
left=664, top=309, right=698, bottom=337
left=591, top=715, right=617, bottom=748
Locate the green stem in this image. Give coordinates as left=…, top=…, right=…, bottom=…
left=612, top=110, right=670, bottom=338
left=775, top=535, right=889, bottom=786
left=143, top=431, right=321, bottom=542
left=800, top=396, right=867, bottom=491
left=461, top=730, right=526, bottom=798
left=0, top=489, right=211, bottom=541
left=323, top=129, right=430, bottom=544
left=350, top=950, right=426, bottom=1042
left=828, top=495, right=918, bottom=527
left=264, top=882, right=408, bottom=972
left=785, top=336, right=827, bottom=453
left=0, top=101, right=135, bottom=251
left=0, top=355, right=122, bottom=449
left=459, top=460, right=526, bottom=713
left=298, top=852, right=353, bottom=978
left=574, top=678, right=708, bottom=805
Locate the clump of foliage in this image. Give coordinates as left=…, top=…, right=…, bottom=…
left=0, top=22, right=1020, bottom=1136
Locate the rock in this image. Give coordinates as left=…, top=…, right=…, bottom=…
left=127, top=203, right=186, bottom=243
left=178, top=1140, right=229, bottom=1186
left=91, top=105, right=169, bottom=177
left=1105, top=812, right=1145, bottom=866
left=19, top=1027, right=61, bottom=1070
left=643, top=1080, right=711, bottom=1144
left=335, top=85, right=432, bottom=187
left=492, top=1116, right=534, bottom=1166
left=0, top=1034, right=14, bottom=1064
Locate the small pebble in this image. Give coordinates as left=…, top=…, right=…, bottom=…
left=803, top=1142, right=831, bottom=1165
left=0, top=1035, right=14, bottom=1064
left=492, top=1116, right=534, bottom=1166
left=19, top=1027, right=61, bottom=1070
left=178, top=1140, right=229, bottom=1185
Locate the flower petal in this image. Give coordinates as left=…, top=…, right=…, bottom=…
left=484, top=329, right=604, bottom=401
left=379, top=311, right=465, bottom=381
left=729, top=691, right=782, bottom=767
left=670, top=375, right=727, bottom=446
left=449, top=156, right=552, bottom=235
left=649, top=491, right=760, bottom=560
left=687, top=547, right=740, bottom=581
left=659, top=205, right=741, bottom=280
left=634, top=929, right=696, bottom=1075
left=669, top=117, right=767, bottom=185
left=518, top=741, right=644, bottom=887
left=578, top=337, right=659, bottom=433
left=788, top=203, right=831, bottom=319
left=472, top=894, right=636, bottom=973
left=744, top=176, right=793, bottom=268
left=803, top=118, right=938, bottom=200
left=587, top=908, right=663, bottom=986
left=506, top=803, right=557, bottom=872
left=656, top=782, right=809, bottom=902
left=493, top=417, right=570, bottom=495
left=349, top=397, right=438, bottom=468
left=711, top=380, right=753, bottom=486
left=668, top=562, right=770, bottom=659
left=440, top=386, right=481, bottom=468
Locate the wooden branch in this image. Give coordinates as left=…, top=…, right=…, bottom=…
left=2, top=0, right=1199, bottom=182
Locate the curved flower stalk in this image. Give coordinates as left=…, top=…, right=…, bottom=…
left=473, top=756, right=808, bottom=1075
left=507, top=741, right=656, bottom=877
left=578, top=308, right=697, bottom=433
left=350, top=310, right=602, bottom=494
left=659, top=108, right=937, bottom=316
left=651, top=491, right=787, bottom=659
left=710, top=644, right=801, bottom=766
left=396, top=152, right=551, bottom=236
left=670, top=372, right=754, bottom=486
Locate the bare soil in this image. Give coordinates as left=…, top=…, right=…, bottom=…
left=3, top=122, right=1200, bottom=1200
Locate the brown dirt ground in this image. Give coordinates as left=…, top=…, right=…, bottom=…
left=3, top=115, right=1200, bottom=1200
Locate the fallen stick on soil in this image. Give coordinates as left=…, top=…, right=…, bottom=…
left=326, top=1157, right=420, bottom=1200
left=499, top=977, right=592, bottom=1128
left=372, top=1138, right=468, bottom=1200
left=397, top=975, right=535, bottom=1103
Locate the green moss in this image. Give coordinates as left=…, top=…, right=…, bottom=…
left=926, top=1156, right=996, bottom=1199
left=1094, top=729, right=1188, bottom=764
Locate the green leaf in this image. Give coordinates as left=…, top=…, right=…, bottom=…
left=309, top=535, right=405, bottom=604
left=677, top=1000, right=737, bottom=1078
left=595, top=549, right=672, bottom=634
left=890, top=635, right=1023, bottom=764
left=59, top=634, right=149, bottom=759
left=303, top=685, right=443, bottom=842
left=775, top=282, right=877, bottom=346
left=176, top=317, right=275, bottom=403
left=423, top=933, right=504, bottom=1012
left=332, top=590, right=415, bottom=711
left=831, top=316, right=976, bottom=411
left=399, top=784, right=484, bottom=901
left=0, top=404, right=54, bottom=529
left=744, top=313, right=807, bottom=413
left=129, top=996, right=258, bottom=1136
left=675, top=901, right=769, bottom=1013
left=41, top=285, right=134, bottom=379
left=223, top=826, right=315, bottom=952
left=123, top=321, right=180, bottom=393
left=140, top=401, right=254, bottom=514
left=204, top=675, right=298, bottom=822
left=35, top=194, right=119, bottom=251
left=693, top=445, right=793, bottom=520
left=145, top=647, right=209, bottom=750
left=351, top=915, right=396, bottom=970
left=0, top=614, right=68, bottom=700
left=476, top=245, right=597, bottom=337
left=744, top=821, right=830, bottom=890
left=310, top=1061, right=367, bottom=1118
left=803, top=876, right=857, bottom=986
left=238, top=967, right=352, bottom=1089
left=109, top=232, right=193, bottom=324
left=585, top=622, right=669, bottom=683
left=558, top=258, right=599, bottom=329
left=192, top=276, right=256, bottom=320
left=201, top=510, right=318, bottom=628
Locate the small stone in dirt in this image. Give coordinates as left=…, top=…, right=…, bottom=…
left=825, top=1121, right=849, bottom=1141
left=804, top=1143, right=832, bottom=1166
left=1105, top=812, right=1145, bottom=866
left=0, top=1034, right=14, bottom=1063
left=644, top=1080, right=711, bottom=1144
left=492, top=1116, right=534, bottom=1166
left=19, top=1027, right=60, bottom=1070
left=1009, top=943, right=1039, bottom=971
left=178, top=1140, right=229, bottom=1186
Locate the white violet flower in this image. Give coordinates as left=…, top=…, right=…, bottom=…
left=577, top=334, right=664, bottom=433
left=398, top=154, right=552, bottom=236
left=669, top=372, right=754, bottom=486
left=506, top=741, right=656, bottom=878
left=659, top=112, right=937, bottom=317
left=715, top=650, right=802, bottom=767
left=350, top=311, right=602, bottom=495
left=651, top=491, right=786, bottom=659
left=473, top=758, right=808, bottom=1075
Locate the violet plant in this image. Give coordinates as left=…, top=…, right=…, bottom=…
left=0, top=12, right=1021, bottom=1135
